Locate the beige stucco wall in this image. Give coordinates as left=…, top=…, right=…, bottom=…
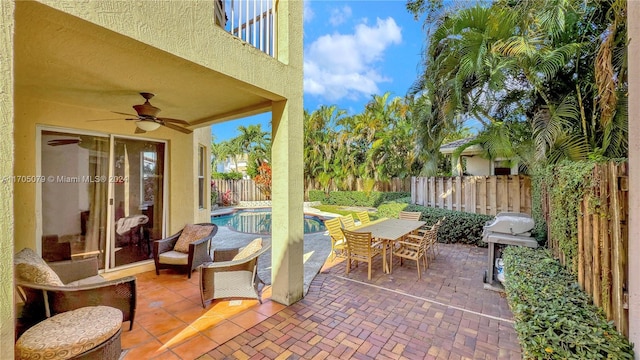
left=12, top=95, right=207, bottom=253
left=270, top=0, right=305, bottom=305
left=0, top=0, right=15, bottom=355
left=193, top=128, right=212, bottom=224
left=465, top=157, right=491, bottom=176
left=627, top=2, right=639, bottom=356
left=39, top=0, right=291, bottom=101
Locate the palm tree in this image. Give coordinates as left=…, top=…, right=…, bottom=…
left=411, top=0, right=627, bottom=167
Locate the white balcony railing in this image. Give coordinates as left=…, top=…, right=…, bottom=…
left=216, top=0, right=277, bottom=57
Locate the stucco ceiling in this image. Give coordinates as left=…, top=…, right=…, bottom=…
left=14, top=2, right=276, bottom=129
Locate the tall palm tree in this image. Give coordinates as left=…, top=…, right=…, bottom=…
left=411, top=0, right=627, bottom=167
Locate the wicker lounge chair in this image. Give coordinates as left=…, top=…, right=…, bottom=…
left=153, top=223, right=218, bottom=278
left=14, top=248, right=136, bottom=337
left=200, top=239, right=270, bottom=307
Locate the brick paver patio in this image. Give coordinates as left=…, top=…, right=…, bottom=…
left=196, top=244, right=522, bottom=359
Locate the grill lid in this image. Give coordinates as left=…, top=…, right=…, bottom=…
left=483, top=213, right=534, bottom=236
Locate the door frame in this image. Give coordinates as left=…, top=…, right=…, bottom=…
left=36, top=125, right=168, bottom=272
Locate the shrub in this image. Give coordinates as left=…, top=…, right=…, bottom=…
left=308, top=190, right=409, bottom=207
left=376, top=201, right=492, bottom=246
left=211, top=171, right=243, bottom=180
left=502, top=246, right=633, bottom=359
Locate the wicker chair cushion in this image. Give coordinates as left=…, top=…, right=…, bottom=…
left=173, top=224, right=214, bottom=253
left=15, top=305, right=122, bottom=360
left=232, top=238, right=263, bottom=261
left=158, top=250, right=189, bottom=265
left=14, top=248, right=64, bottom=286
left=65, top=275, right=106, bottom=287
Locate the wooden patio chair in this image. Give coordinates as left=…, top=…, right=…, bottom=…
left=393, top=226, right=434, bottom=279
left=343, top=229, right=383, bottom=280
left=416, top=216, right=445, bottom=259
left=430, top=217, right=445, bottom=257
left=339, top=214, right=356, bottom=230
left=398, top=211, right=421, bottom=221
left=324, top=217, right=347, bottom=260
left=355, top=211, right=371, bottom=225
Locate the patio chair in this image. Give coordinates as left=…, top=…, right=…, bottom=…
left=417, top=216, right=445, bottom=259
left=393, top=226, right=434, bottom=279
left=355, top=211, right=371, bottom=225
left=399, top=211, right=421, bottom=221
left=342, top=229, right=383, bottom=280
left=431, top=217, right=445, bottom=257
left=14, top=248, right=136, bottom=337
left=324, top=217, right=347, bottom=260
left=153, top=223, right=218, bottom=278
left=339, top=214, right=356, bottom=230
left=200, top=238, right=271, bottom=307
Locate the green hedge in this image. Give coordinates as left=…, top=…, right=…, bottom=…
left=308, top=190, right=410, bottom=207
left=503, top=246, right=633, bottom=359
left=376, top=201, right=492, bottom=246
left=211, top=171, right=243, bottom=180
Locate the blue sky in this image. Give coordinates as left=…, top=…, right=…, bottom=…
left=211, top=0, right=427, bottom=142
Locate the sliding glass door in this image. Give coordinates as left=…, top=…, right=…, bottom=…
left=40, top=129, right=165, bottom=270
left=111, top=137, right=165, bottom=268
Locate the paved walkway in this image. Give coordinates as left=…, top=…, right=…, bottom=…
left=197, top=244, right=522, bottom=359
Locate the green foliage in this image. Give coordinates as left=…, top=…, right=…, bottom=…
left=308, top=190, right=409, bottom=208
left=376, top=201, right=492, bottom=246
left=530, top=169, right=548, bottom=245
left=540, top=160, right=595, bottom=272
left=503, top=246, right=633, bottom=359
left=211, top=171, right=243, bottom=180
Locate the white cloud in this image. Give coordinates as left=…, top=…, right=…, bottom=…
left=304, top=2, right=315, bottom=23
left=304, top=17, right=402, bottom=102
left=329, top=5, right=352, bottom=26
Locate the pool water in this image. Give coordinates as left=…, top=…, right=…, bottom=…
left=211, top=208, right=326, bottom=235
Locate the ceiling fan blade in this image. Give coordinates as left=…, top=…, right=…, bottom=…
left=134, top=127, right=146, bottom=134
left=47, top=139, right=80, bottom=146
left=87, top=118, right=127, bottom=122
left=112, top=111, right=139, bottom=117
left=161, top=122, right=192, bottom=134
left=157, top=117, right=190, bottom=125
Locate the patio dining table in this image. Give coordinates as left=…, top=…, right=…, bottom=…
left=354, top=218, right=426, bottom=274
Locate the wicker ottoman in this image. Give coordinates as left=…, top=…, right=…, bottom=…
left=15, top=306, right=123, bottom=360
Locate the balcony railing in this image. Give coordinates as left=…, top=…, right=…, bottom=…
left=216, top=0, right=277, bottom=57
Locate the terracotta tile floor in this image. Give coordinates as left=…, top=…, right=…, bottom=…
left=122, top=244, right=522, bottom=359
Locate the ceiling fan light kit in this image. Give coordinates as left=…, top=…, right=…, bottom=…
left=94, top=92, right=193, bottom=134
left=135, top=120, right=161, bottom=132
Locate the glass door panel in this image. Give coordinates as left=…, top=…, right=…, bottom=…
left=41, top=130, right=109, bottom=268
left=111, top=137, right=165, bottom=268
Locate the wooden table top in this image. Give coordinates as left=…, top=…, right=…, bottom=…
left=353, top=218, right=426, bottom=241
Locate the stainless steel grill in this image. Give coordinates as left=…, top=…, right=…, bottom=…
left=482, top=212, right=538, bottom=288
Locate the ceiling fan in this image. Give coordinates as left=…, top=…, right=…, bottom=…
left=47, top=138, right=81, bottom=146
left=100, top=92, right=192, bottom=134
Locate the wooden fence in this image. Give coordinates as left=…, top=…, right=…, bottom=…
left=211, top=179, right=269, bottom=204
left=411, top=175, right=532, bottom=215
left=543, top=162, right=629, bottom=336
left=305, top=177, right=411, bottom=192
left=214, top=177, right=411, bottom=204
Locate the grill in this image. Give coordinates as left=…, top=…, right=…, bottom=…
left=482, top=212, right=538, bottom=288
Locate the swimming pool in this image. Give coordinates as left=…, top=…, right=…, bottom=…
left=211, top=208, right=326, bottom=235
